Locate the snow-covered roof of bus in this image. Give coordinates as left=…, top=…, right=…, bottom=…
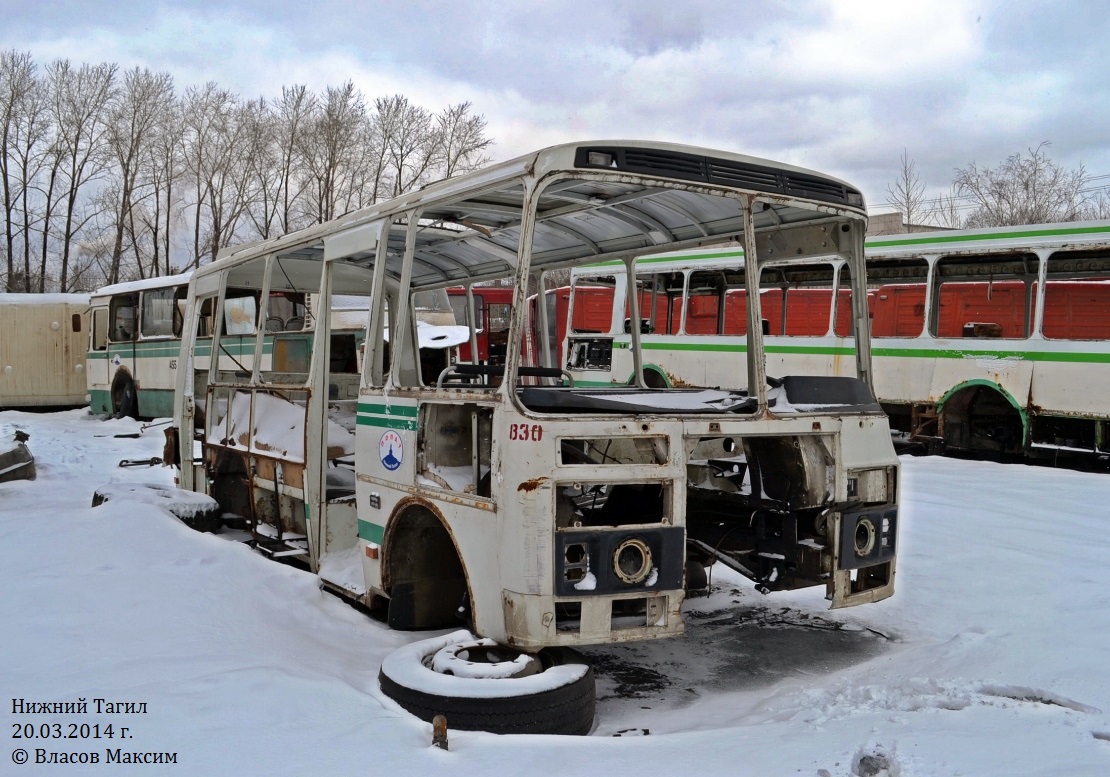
left=865, top=219, right=1110, bottom=256
left=90, top=271, right=193, bottom=299
left=198, top=140, right=864, bottom=293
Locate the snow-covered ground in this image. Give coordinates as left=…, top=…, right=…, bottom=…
left=3, top=408, right=1110, bottom=776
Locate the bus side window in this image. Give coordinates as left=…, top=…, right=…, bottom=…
left=141, top=288, right=177, bottom=337
left=109, top=294, right=138, bottom=341
left=173, top=288, right=188, bottom=338
left=91, top=308, right=108, bottom=351
left=197, top=299, right=213, bottom=338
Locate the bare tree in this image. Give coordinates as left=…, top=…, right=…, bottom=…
left=2, top=51, right=497, bottom=286
left=240, top=96, right=281, bottom=239
left=379, top=94, right=437, bottom=198
left=434, top=102, right=492, bottom=178
left=363, top=97, right=397, bottom=204
left=11, top=84, right=52, bottom=292
left=181, top=83, right=258, bottom=265
left=301, top=81, right=366, bottom=223
left=927, top=186, right=966, bottom=229
left=0, top=50, right=37, bottom=290
left=46, top=59, right=117, bottom=290
left=955, top=142, right=1089, bottom=227
left=104, top=67, right=174, bottom=283
left=142, top=96, right=184, bottom=276
left=1084, top=189, right=1110, bottom=221
left=885, top=149, right=926, bottom=229
left=271, top=84, right=316, bottom=234
left=204, top=100, right=259, bottom=262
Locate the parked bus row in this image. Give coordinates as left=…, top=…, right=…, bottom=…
left=8, top=218, right=1110, bottom=473
left=554, top=220, right=1110, bottom=464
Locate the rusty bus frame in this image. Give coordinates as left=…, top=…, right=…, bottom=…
left=170, top=140, right=899, bottom=653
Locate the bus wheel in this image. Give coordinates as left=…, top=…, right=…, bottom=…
left=378, top=630, right=595, bottom=735
left=111, top=373, right=139, bottom=420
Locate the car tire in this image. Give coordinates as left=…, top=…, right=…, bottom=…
left=378, top=630, right=595, bottom=735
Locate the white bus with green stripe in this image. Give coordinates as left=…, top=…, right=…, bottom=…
left=566, top=220, right=1110, bottom=462
left=866, top=220, right=1110, bottom=461
left=87, top=274, right=352, bottom=419
left=169, top=140, right=899, bottom=699
left=87, top=274, right=195, bottom=419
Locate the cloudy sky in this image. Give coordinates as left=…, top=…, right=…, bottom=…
left=3, top=0, right=1107, bottom=217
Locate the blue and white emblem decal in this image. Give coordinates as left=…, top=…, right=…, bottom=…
left=379, top=430, right=403, bottom=471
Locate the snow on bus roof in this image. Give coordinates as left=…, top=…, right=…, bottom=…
left=92, top=271, right=193, bottom=298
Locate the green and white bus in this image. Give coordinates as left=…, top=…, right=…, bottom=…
left=87, top=273, right=313, bottom=419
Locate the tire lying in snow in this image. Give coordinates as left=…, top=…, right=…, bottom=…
left=91, top=482, right=222, bottom=532
left=0, top=440, right=35, bottom=483
left=378, top=629, right=595, bottom=735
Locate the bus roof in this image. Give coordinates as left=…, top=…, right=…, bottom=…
left=91, top=271, right=193, bottom=299
left=865, top=219, right=1110, bottom=256
left=197, top=140, right=866, bottom=293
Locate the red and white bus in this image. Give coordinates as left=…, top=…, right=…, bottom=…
left=563, top=221, right=1110, bottom=462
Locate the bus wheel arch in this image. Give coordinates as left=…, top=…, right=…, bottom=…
left=627, top=365, right=671, bottom=388
left=382, top=498, right=472, bottom=631
left=110, top=368, right=139, bottom=419
left=937, top=379, right=1028, bottom=455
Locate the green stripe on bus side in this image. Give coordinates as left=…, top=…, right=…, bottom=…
left=866, top=223, right=1110, bottom=250
left=357, top=402, right=418, bottom=431
left=357, top=402, right=418, bottom=417
left=615, top=339, right=1110, bottom=364
left=193, top=342, right=274, bottom=357
left=358, top=519, right=385, bottom=545
left=872, top=345, right=1110, bottom=363
left=617, top=341, right=855, bottom=356
left=91, top=340, right=275, bottom=358
left=107, top=345, right=180, bottom=358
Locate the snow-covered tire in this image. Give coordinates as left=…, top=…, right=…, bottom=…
left=378, top=630, right=595, bottom=735
left=91, top=482, right=223, bottom=532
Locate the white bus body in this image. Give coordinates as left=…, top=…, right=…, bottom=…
left=87, top=274, right=193, bottom=418
left=865, top=221, right=1110, bottom=459
left=87, top=274, right=338, bottom=419
left=170, top=140, right=899, bottom=653
left=567, top=221, right=1110, bottom=462
left=0, top=293, right=89, bottom=408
